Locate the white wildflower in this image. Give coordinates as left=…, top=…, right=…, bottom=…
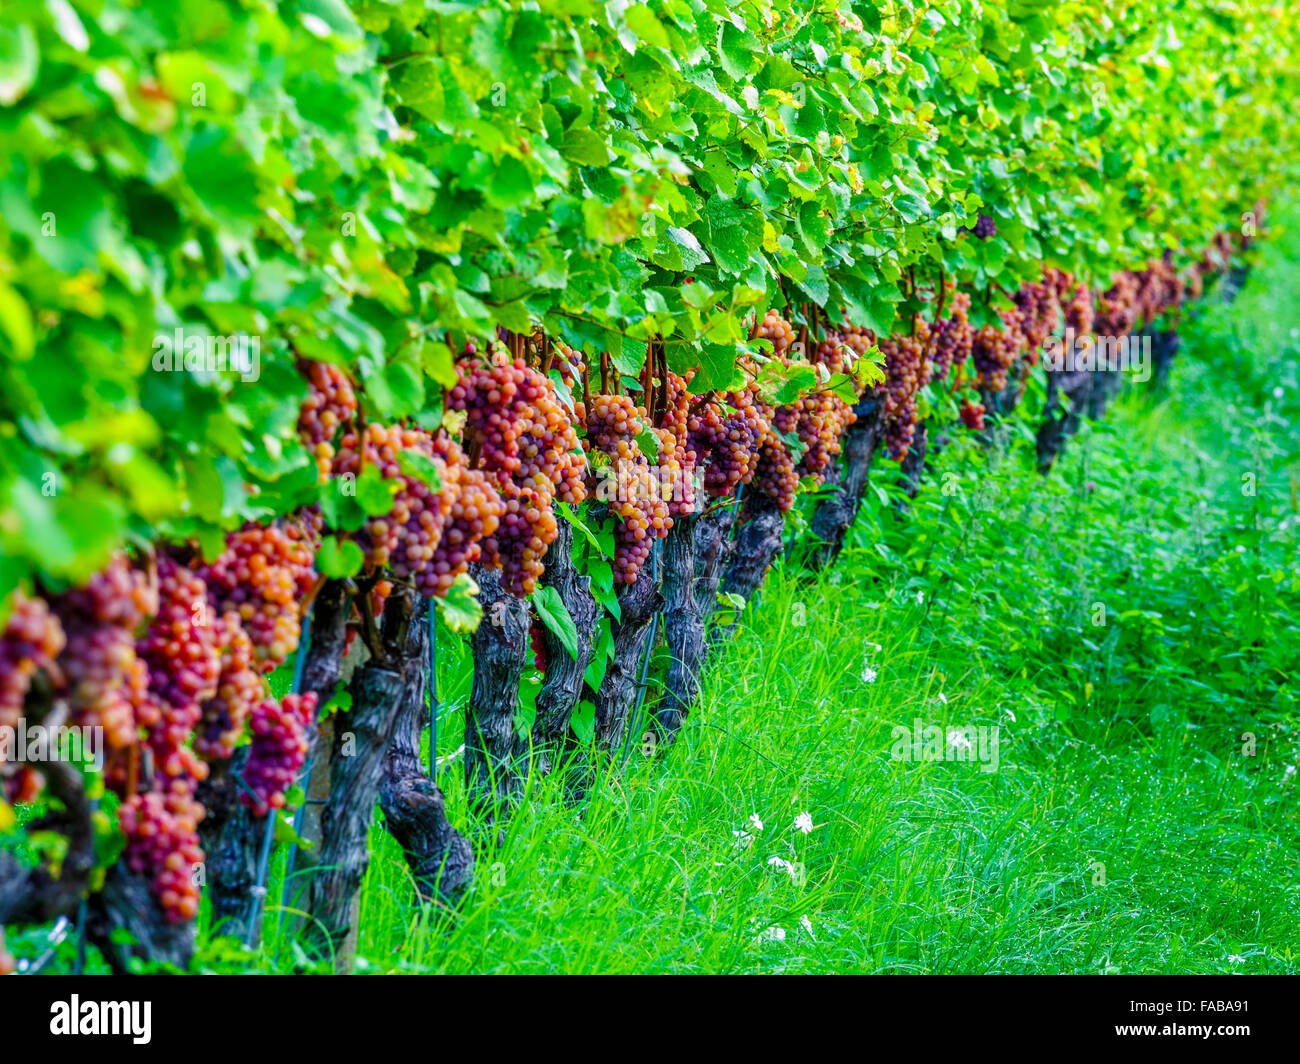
left=794, top=811, right=814, bottom=834
left=748, top=813, right=764, bottom=832
left=947, top=729, right=972, bottom=752
left=1228, top=954, right=1246, bottom=965
left=861, top=666, right=879, bottom=684
left=799, top=915, right=814, bottom=938
left=767, top=855, right=795, bottom=874
left=757, top=926, right=787, bottom=943
left=938, top=692, right=948, bottom=704
left=733, top=830, right=755, bottom=850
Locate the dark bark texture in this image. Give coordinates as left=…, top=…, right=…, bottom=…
left=715, top=492, right=785, bottom=642
left=0, top=698, right=97, bottom=930
left=594, top=547, right=663, bottom=753
left=195, top=751, right=257, bottom=939
left=530, top=517, right=599, bottom=776
left=1085, top=367, right=1123, bottom=419
left=465, top=563, right=529, bottom=814
left=88, top=865, right=195, bottom=973
left=898, top=422, right=929, bottom=503
left=656, top=503, right=737, bottom=742
left=380, top=599, right=474, bottom=907
left=1036, top=368, right=1094, bottom=473
left=306, top=585, right=419, bottom=968
left=1151, top=329, right=1180, bottom=389
left=808, top=393, right=886, bottom=568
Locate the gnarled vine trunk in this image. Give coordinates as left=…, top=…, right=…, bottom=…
left=380, top=598, right=474, bottom=908
left=715, top=492, right=785, bottom=643
left=1036, top=368, right=1094, bottom=473
left=808, top=393, right=886, bottom=568
left=594, top=547, right=663, bottom=753
left=465, top=563, right=529, bottom=816
left=306, top=585, right=419, bottom=970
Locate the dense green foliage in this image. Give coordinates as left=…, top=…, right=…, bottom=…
left=2, top=0, right=1297, bottom=595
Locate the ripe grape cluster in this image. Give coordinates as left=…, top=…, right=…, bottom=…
left=198, top=525, right=315, bottom=674
left=1013, top=278, right=1062, bottom=363
left=578, top=393, right=671, bottom=584
left=1094, top=272, right=1140, bottom=338
left=749, top=428, right=799, bottom=512
left=877, top=320, right=933, bottom=461
left=971, top=309, right=1027, bottom=395
left=1050, top=271, right=1095, bottom=337
left=0, top=591, right=65, bottom=803
left=968, top=213, right=997, bottom=239
left=240, top=692, right=319, bottom=816
left=449, top=350, right=586, bottom=595
left=659, top=373, right=701, bottom=516
left=960, top=400, right=987, bottom=431
left=297, top=360, right=359, bottom=481
left=52, top=554, right=157, bottom=754
left=931, top=291, right=974, bottom=384
left=136, top=555, right=220, bottom=747
left=119, top=782, right=205, bottom=924
left=756, top=310, right=796, bottom=355
left=194, top=612, right=262, bottom=762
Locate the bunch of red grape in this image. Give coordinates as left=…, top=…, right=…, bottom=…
left=1049, top=270, right=1095, bottom=338
left=0, top=590, right=65, bottom=803
left=52, top=554, right=158, bottom=753
left=197, top=525, right=315, bottom=674
left=749, top=427, right=799, bottom=512
left=659, top=373, right=702, bottom=516
left=447, top=349, right=587, bottom=594
left=194, top=612, right=263, bottom=762
left=297, top=360, right=359, bottom=481
left=931, top=291, right=974, bottom=384
left=481, top=478, right=561, bottom=596
left=756, top=310, right=796, bottom=356
left=578, top=393, right=671, bottom=584
left=423, top=436, right=504, bottom=598
left=1094, top=273, right=1140, bottom=338
left=240, top=692, right=319, bottom=816
left=449, top=352, right=586, bottom=505
left=691, top=392, right=764, bottom=500
left=1133, top=257, right=1184, bottom=326
left=136, top=555, right=221, bottom=747
left=960, top=400, right=987, bottom=431
left=119, top=780, right=205, bottom=924
left=971, top=309, right=1027, bottom=394
left=0, top=590, right=65, bottom=734
left=1013, top=277, right=1061, bottom=363
left=876, top=319, right=933, bottom=461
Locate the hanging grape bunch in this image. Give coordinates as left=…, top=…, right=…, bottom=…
left=448, top=345, right=586, bottom=596
left=297, top=360, right=359, bottom=482
left=197, top=525, right=315, bottom=674
left=971, top=308, right=1027, bottom=395
left=1013, top=277, right=1062, bottom=364
left=577, top=393, right=671, bottom=585
left=876, top=318, right=934, bottom=461
left=932, top=291, right=974, bottom=384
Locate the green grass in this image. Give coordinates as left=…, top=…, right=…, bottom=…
left=210, top=216, right=1300, bottom=975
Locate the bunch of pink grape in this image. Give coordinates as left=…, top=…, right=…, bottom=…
left=240, top=692, right=320, bottom=816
